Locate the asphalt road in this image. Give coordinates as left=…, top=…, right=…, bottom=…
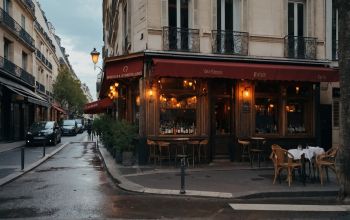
left=0, top=141, right=349, bottom=219
left=0, top=132, right=87, bottom=179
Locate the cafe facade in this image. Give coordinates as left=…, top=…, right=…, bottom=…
left=89, top=51, right=338, bottom=161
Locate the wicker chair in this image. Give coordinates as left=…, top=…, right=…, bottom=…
left=316, top=146, right=339, bottom=185
left=271, top=146, right=302, bottom=187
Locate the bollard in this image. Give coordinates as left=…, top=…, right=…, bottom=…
left=180, top=158, right=186, bottom=194
left=21, top=146, right=25, bottom=170
left=42, top=139, right=46, bottom=157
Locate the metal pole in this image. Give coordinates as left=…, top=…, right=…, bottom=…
left=43, top=138, right=46, bottom=157
left=180, top=158, right=186, bottom=194
left=21, top=146, right=24, bottom=170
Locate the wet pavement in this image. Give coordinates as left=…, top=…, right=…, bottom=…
left=0, top=133, right=87, bottom=179
left=0, top=141, right=349, bottom=219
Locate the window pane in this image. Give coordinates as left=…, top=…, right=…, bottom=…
left=297, top=3, right=304, bottom=36
left=286, top=100, right=306, bottom=134
left=255, top=98, right=279, bottom=134
left=288, top=2, right=295, bottom=36
left=159, top=78, right=197, bottom=135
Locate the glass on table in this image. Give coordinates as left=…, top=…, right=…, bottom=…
left=297, top=144, right=302, bottom=150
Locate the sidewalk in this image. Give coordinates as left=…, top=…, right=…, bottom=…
left=0, top=141, right=25, bottom=153
left=98, top=144, right=339, bottom=199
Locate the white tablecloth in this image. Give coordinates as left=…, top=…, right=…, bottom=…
left=288, top=147, right=325, bottom=161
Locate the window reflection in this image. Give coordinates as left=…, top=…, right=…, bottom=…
left=255, top=98, right=278, bottom=134
left=159, top=78, right=197, bottom=135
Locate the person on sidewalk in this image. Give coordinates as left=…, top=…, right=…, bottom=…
left=87, top=120, right=92, bottom=141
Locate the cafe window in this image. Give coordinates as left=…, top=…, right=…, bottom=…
left=254, top=82, right=280, bottom=134
left=286, top=84, right=311, bottom=135
left=158, top=78, right=197, bottom=135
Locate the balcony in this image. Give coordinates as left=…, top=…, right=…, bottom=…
left=212, top=30, right=248, bottom=55
left=34, top=21, right=56, bottom=52
left=332, top=40, right=338, bottom=60
left=0, top=56, right=35, bottom=86
left=284, top=36, right=317, bottom=60
left=163, top=26, right=200, bottom=53
left=35, top=49, right=53, bottom=71
left=36, top=81, right=45, bottom=94
left=0, top=8, right=35, bottom=49
left=21, top=0, right=35, bottom=16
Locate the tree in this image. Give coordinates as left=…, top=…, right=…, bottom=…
left=53, top=67, right=87, bottom=117
left=334, top=0, right=350, bottom=201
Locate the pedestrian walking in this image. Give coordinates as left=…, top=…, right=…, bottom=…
left=87, top=120, right=92, bottom=141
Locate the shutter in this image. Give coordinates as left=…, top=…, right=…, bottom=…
left=193, top=0, right=198, bottom=28
left=127, top=1, right=131, bottom=41
left=161, top=0, right=168, bottom=27
left=212, top=0, right=217, bottom=30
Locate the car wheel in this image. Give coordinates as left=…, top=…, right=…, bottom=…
left=26, top=142, right=31, bottom=147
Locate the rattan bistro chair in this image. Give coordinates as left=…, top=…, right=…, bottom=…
left=272, top=146, right=302, bottom=187
left=316, top=146, right=339, bottom=185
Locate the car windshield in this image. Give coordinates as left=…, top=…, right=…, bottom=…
left=31, top=121, right=54, bottom=130
left=63, top=120, right=75, bottom=126
left=75, top=119, right=82, bottom=124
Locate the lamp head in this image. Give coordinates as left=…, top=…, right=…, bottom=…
left=90, top=48, right=100, bottom=65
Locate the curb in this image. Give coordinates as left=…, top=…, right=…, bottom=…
left=97, top=145, right=339, bottom=200
left=98, top=145, right=233, bottom=198
left=0, top=142, right=71, bottom=187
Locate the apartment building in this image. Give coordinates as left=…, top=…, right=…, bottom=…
left=89, top=0, right=339, bottom=161
left=0, top=0, right=47, bottom=140
left=0, top=0, right=81, bottom=141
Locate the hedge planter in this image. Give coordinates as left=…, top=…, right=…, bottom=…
left=122, top=151, right=134, bottom=166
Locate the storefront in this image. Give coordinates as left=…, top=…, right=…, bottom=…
left=0, top=76, right=49, bottom=141
left=89, top=52, right=338, bottom=161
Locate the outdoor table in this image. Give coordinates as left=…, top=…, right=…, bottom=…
left=288, top=146, right=325, bottom=184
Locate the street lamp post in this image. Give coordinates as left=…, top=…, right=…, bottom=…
left=90, top=48, right=100, bottom=70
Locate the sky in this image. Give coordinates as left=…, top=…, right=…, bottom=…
left=39, top=0, right=103, bottom=101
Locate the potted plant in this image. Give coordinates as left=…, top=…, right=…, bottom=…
left=112, top=120, right=137, bottom=166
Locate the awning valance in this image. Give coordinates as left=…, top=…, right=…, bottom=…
left=0, top=76, right=49, bottom=107
left=51, top=104, right=66, bottom=114
left=84, top=98, right=113, bottom=114
left=152, top=58, right=339, bottom=82
left=105, top=56, right=143, bottom=80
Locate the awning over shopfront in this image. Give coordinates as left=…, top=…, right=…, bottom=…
left=0, top=76, right=49, bottom=107
left=105, top=54, right=144, bottom=80
left=84, top=98, right=113, bottom=114
left=51, top=104, right=66, bottom=114
left=152, top=58, right=339, bottom=82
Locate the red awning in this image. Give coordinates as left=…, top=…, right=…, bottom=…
left=105, top=56, right=143, bottom=80
left=152, top=58, right=339, bottom=82
left=51, top=104, right=66, bottom=114
left=84, top=98, right=113, bottom=114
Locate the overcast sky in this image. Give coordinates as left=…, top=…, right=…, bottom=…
left=39, top=0, right=103, bottom=101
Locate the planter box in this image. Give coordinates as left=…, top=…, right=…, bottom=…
left=122, top=151, right=134, bottom=166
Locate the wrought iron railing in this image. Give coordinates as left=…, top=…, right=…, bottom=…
left=34, top=21, right=55, bottom=52
left=212, top=30, right=249, bottom=55
left=0, top=56, right=35, bottom=86
left=35, top=49, right=53, bottom=70
left=0, top=8, right=35, bottom=49
left=332, top=40, right=338, bottom=60
left=284, top=36, right=317, bottom=59
left=21, top=0, right=35, bottom=16
left=36, top=81, right=45, bottom=94
left=163, top=26, right=200, bottom=52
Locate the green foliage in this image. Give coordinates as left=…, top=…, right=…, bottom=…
left=94, top=116, right=138, bottom=153
left=52, top=67, right=87, bottom=116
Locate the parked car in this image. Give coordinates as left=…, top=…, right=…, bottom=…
left=75, top=118, right=84, bottom=133
left=61, top=119, right=78, bottom=136
left=26, top=121, right=61, bottom=146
